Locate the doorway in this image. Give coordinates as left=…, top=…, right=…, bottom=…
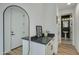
left=61, top=14, right=72, bottom=44
left=3, top=5, right=30, bottom=55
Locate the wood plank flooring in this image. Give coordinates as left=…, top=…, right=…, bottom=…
left=6, top=39, right=78, bottom=55
left=6, top=46, right=22, bottom=55
left=58, top=40, right=78, bottom=55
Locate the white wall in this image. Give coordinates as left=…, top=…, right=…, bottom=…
left=0, top=3, right=57, bottom=54
left=42, top=4, right=57, bottom=33
left=42, top=4, right=58, bottom=54
left=0, top=4, right=4, bottom=55
left=74, top=4, right=79, bottom=52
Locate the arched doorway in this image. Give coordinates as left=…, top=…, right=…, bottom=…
left=3, top=5, right=30, bottom=55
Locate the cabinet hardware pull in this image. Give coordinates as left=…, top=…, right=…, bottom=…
left=51, top=45, right=53, bottom=50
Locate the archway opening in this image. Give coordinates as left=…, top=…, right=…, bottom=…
left=3, top=5, right=30, bottom=55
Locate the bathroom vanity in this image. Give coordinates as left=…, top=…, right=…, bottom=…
left=22, top=34, right=57, bottom=55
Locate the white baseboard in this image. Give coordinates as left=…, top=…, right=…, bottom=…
left=76, top=48, right=79, bottom=53
left=75, top=45, right=79, bottom=53
left=0, top=52, right=3, bottom=55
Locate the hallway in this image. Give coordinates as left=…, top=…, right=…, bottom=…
left=58, top=40, right=78, bottom=55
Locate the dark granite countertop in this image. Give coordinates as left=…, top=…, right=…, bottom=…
left=22, top=33, right=55, bottom=45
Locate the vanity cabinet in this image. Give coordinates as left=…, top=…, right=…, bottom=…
left=45, top=39, right=53, bottom=55
left=30, top=41, right=45, bottom=55
left=22, top=39, right=29, bottom=55
left=23, top=37, right=56, bottom=55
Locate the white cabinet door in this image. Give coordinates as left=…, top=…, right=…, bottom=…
left=23, top=40, right=29, bottom=55
left=30, top=41, right=45, bottom=55
left=53, top=38, right=58, bottom=54
left=45, top=40, right=53, bottom=55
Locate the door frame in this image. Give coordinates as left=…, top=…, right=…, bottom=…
left=60, top=13, right=73, bottom=44
left=3, top=5, right=30, bottom=54
left=61, top=15, right=71, bottom=38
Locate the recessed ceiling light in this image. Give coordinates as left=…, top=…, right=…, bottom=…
left=67, top=3, right=71, bottom=5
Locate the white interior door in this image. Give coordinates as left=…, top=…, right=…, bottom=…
left=11, top=7, right=24, bottom=49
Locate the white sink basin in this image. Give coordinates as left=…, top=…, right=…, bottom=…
left=63, top=31, right=68, bottom=40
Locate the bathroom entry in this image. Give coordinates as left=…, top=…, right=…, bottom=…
left=4, top=5, right=29, bottom=54
left=61, top=14, right=72, bottom=41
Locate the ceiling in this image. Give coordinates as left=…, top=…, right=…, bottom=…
left=57, top=3, right=77, bottom=10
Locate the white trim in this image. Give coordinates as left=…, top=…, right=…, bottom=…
left=58, top=9, right=75, bottom=46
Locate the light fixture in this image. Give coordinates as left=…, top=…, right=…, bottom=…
left=67, top=3, right=71, bottom=5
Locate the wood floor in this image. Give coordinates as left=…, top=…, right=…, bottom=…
left=6, top=39, right=78, bottom=55
left=6, top=46, right=22, bottom=55
left=58, top=40, right=78, bottom=55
